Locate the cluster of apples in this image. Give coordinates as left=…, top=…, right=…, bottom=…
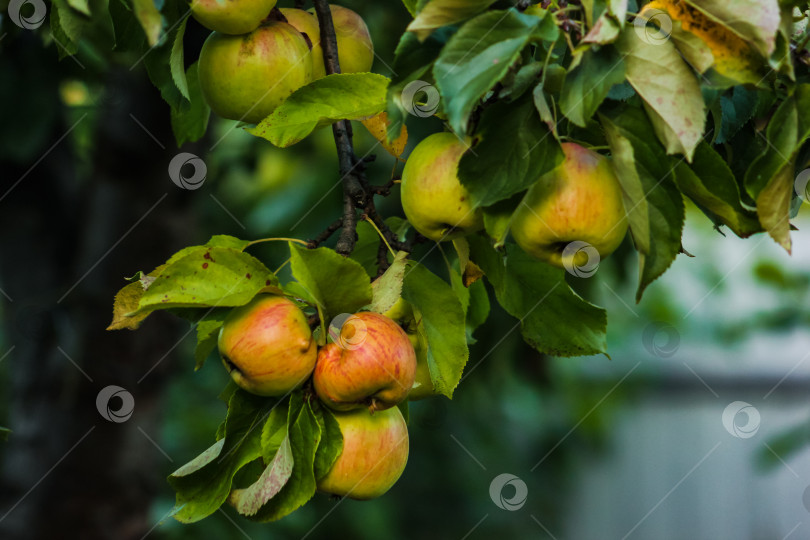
left=192, top=0, right=374, bottom=124
left=400, top=134, right=629, bottom=269
left=217, top=294, right=417, bottom=500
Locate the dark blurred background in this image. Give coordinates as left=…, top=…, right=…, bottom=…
left=2, top=1, right=810, bottom=539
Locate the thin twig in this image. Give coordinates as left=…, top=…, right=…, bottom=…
left=313, top=0, right=365, bottom=256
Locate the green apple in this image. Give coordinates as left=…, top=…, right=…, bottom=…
left=198, top=22, right=313, bottom=124
left=279, top=8, right=325, bottom=78
left=305, top=4, right=374, bottom=76
left=317, top=406, right=409, bottom=500
left=218, top=294, right=317, bottom=396
left=190, top=0, right=277, bottom=35
left=400, top=132, right=483, bottom=242
left=314, top=312, right=416, bottom=412
left=510, top=142, right=628, bottom=268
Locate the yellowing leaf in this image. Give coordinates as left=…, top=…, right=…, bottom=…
left=360, top=112, right=408, bottom=159
left=645, top=0, right=766, bottom=85
left=617, top=26, right=705, bottom=161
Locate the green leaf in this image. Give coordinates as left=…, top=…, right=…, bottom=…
left=132, top=0, right=162, bottom=47
left=169, top=390, right=271, bottom=523
left=716, top=86, right=758, bottom=144
left=0, top=427, right=11, bottom=441
left=171, top=61, right=212, bottom=146
left=600, top=106, right=686, bottom=301
left=616, top=26, right=705, bottom=161
left=744, top=85, right=810, bottom=252
left=675, top=142, right=762, bottom=238
left=311, top=401, right=343, bottom=481
left=498, top=61, right=543, bottom=103
left=582, top=0, right=627, bottom=44
left=288, top=244, right=373, bottom=320
left=247, top=74, right=390, bottom=147
left=194, top=309, right=229, bottom=370
left=349, top=221, right=382, bottom=277
left=133, top=247, right=278, bottom=316
left=470, top=237, right=607, bottom=357
left=458, top=95, right=562, bottom=207
left=67, top=0, right=91, bottom=15
left=143, top=3, right=192, bottom=111
left=370, top=251, right=408, bottom=314
left=260, top=407, right=289, bottom=462
left=402, top=0, right=418, bottom=17
left=386, top=29, right=449, bottom=142
left=434, top=9, right=552, bottom=135
left=401, top=263, right=468, bottom=397
left=170, top=17, right=189, bottom=100
left=482, top=194, right=522, bottom=247
left=683, top=0, right=780, bottom=58
left=248, top=398, right=321, bottom=522
left=560, top=46, right=626, bottom=128
left=406, top=0, right=498, bottom=41
left=228, top=434, right=294, bottom=517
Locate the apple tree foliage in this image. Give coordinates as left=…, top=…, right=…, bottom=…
left=21, top=0, right=810, bottom=524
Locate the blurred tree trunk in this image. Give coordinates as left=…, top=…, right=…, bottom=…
left=0, top=37, right=198, bottom=539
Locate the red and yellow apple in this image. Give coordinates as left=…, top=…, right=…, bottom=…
left=218, top=294, right=317, bottom=396
left=190, top=0, right=277, bottom=35
left=510, top=142, right=628, bottom=268
left=401, top=133, right=484, bottom=242
left=313, top=312, right=416, bottom=411
left=198, top=22, right=313, bottom=124
left=317, top=406, right=409, bottom=499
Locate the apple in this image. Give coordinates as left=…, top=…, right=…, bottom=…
left=279, top=8, right=325, bottom=78
left=382, top=299, right=437, bottom=401
left=198, top=21, right=313, bottom=124
left=190, top=0, right=277, bottom=35
left=305, top=5, right=374, bottom=76
left=313, top=312, right=416, bottom=411
left=218, top=294, right=317, bottom=396
left=400, top=132, right=484, bottom=242
left=283, top=5, right=374, bottom=78
left=510, top=142, right=628, bottom=268
left=317, top=406, right=409, bottom=500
